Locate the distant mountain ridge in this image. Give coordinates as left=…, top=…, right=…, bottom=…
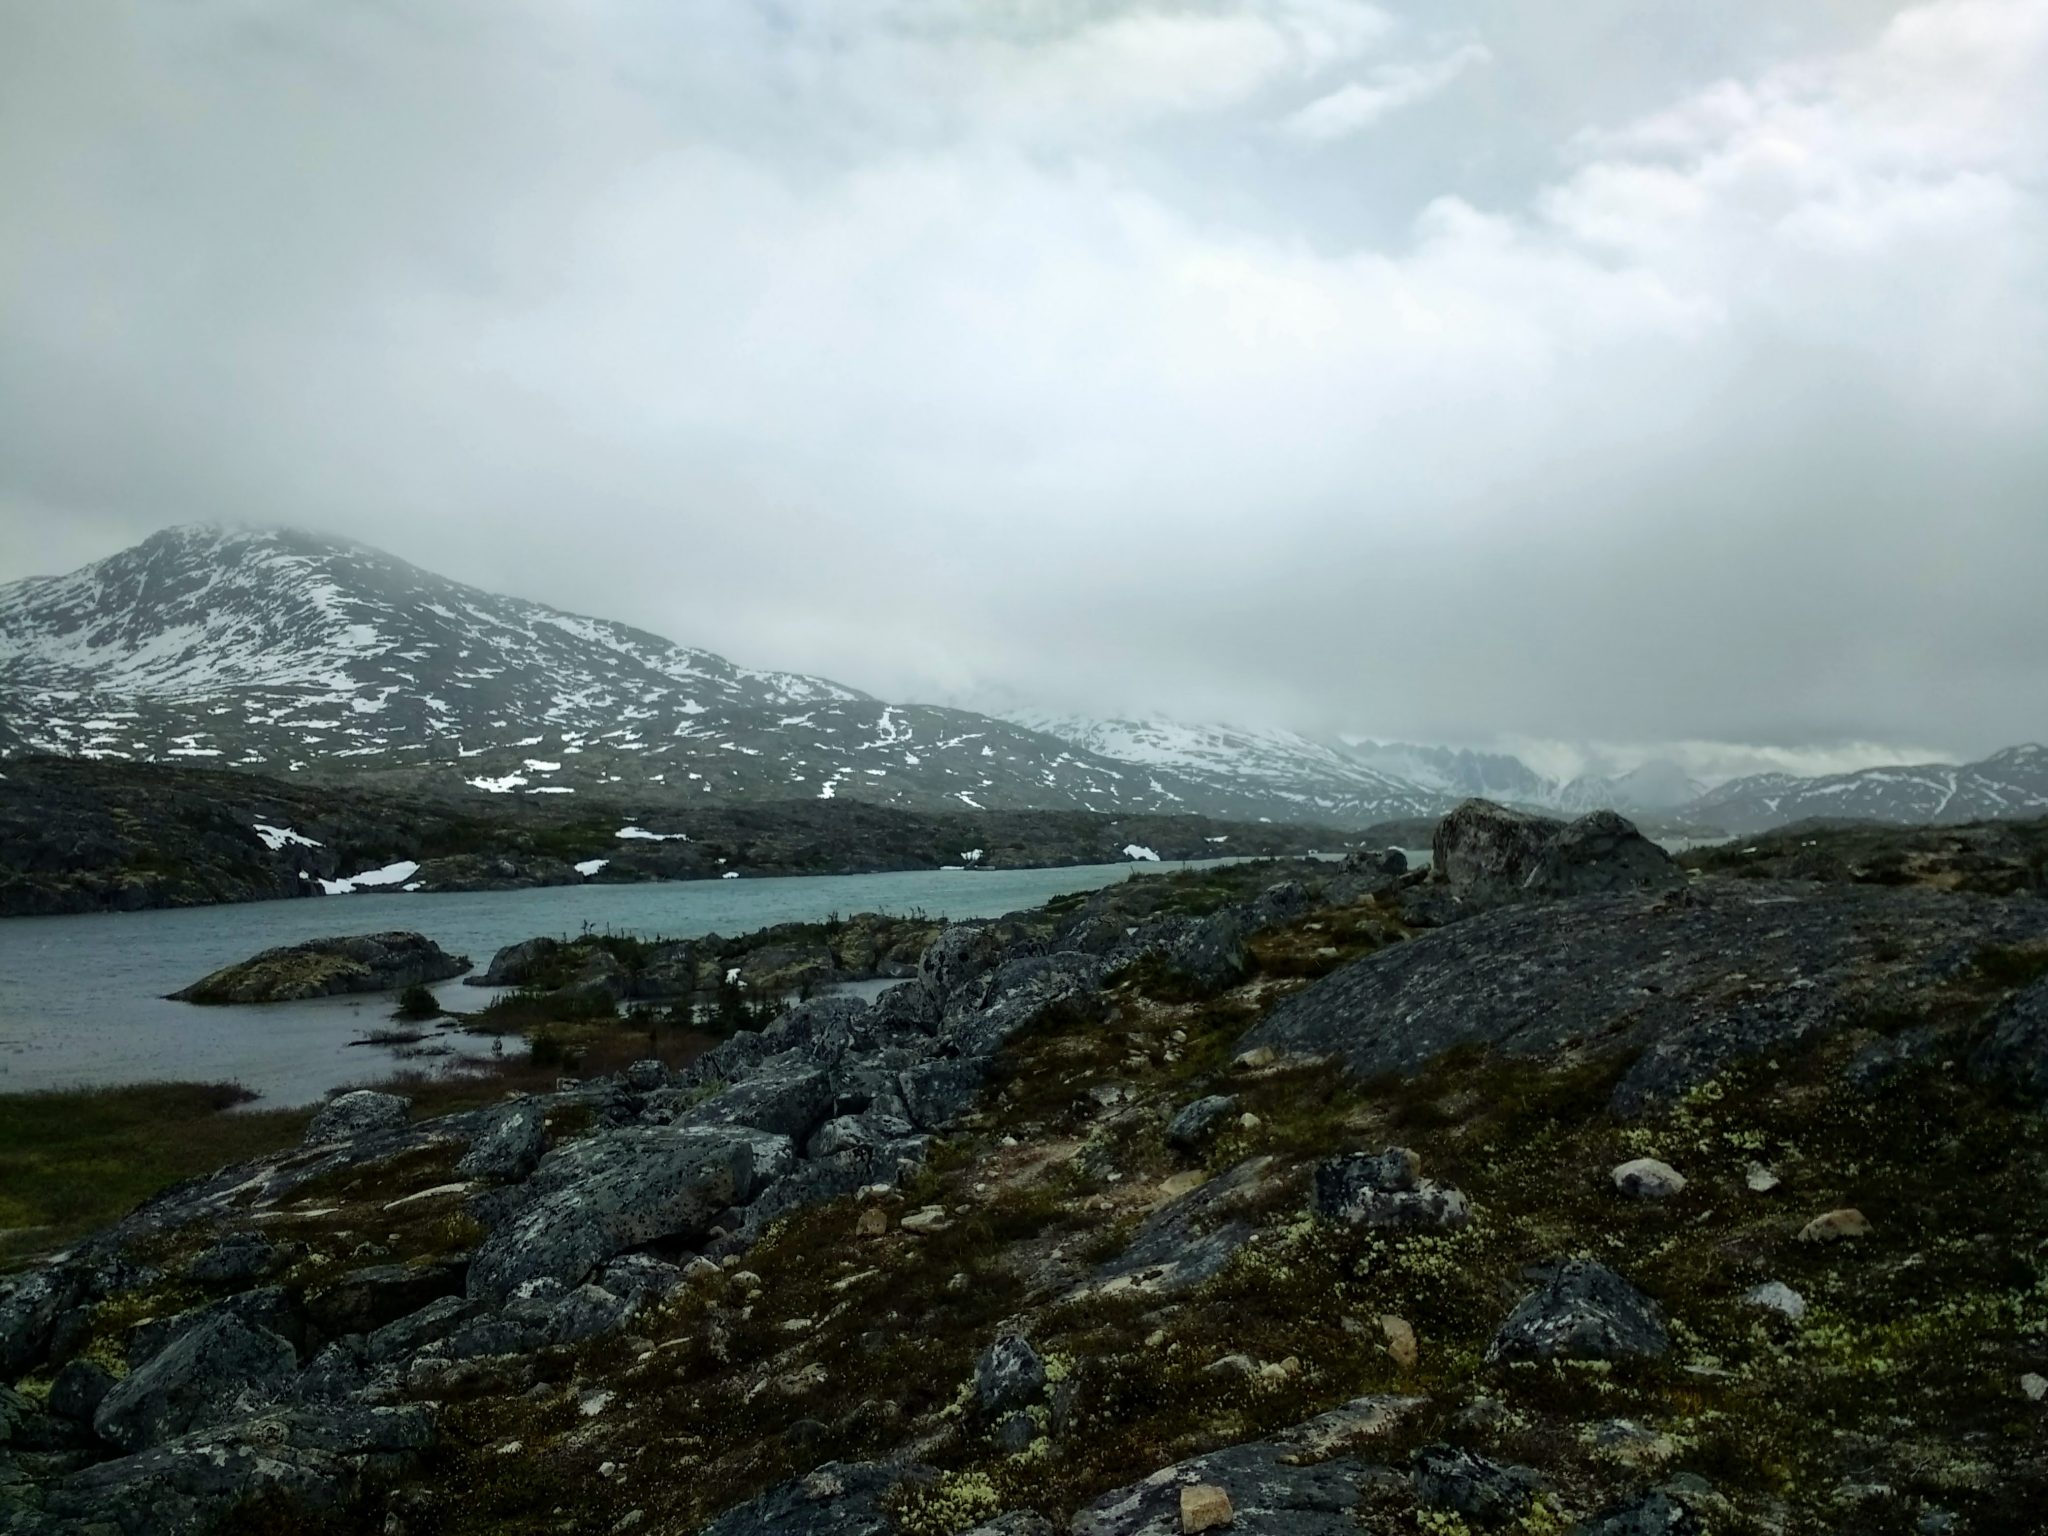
left=0, top=526, right=1435, bottom=825
left=3, top=526, right=2041, bottom=835
left=1687, top=744, right=2048, bottom=834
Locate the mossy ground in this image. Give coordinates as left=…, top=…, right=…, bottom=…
left=186, top=873, right=2048, bottom=1534
left=0, top=1082, right=310, bottom=1269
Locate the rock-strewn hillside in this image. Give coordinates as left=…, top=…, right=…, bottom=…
left=0, top=755, right=1341, bottom=918
left=4, top=814, right=2048, bottom=1534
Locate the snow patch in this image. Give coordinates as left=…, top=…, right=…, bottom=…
left=616, top=825, right=688, bottom=842
left=1122, top=844, right=1161, bottom=862
left=574, top=859, right=609, bottom=877
left=317, top=860, right=421, bottom=895
left=253, top=823, right=322, bottom=851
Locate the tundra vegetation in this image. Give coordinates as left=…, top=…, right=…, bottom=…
left=2, top=810, right=2047, bottom=1535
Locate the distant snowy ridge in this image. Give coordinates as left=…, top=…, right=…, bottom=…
left=1688, top=744, right=2048, bottom=834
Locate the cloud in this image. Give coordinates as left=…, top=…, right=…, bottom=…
left=1, top=0, right=2044, bottom=765
left=1279, top=41, right=1490, bottom=141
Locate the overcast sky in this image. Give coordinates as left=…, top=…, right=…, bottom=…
left=3, top=0, right=2043, bottom=776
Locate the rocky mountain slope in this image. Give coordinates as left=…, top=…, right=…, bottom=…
left=1690, top=744, right=2048, bottom=834
left=0, top=528, right=1443, bottom=827
left=0, top=756, right=1339, bottom=918
left=5, top=810, right=2048, bottom=1534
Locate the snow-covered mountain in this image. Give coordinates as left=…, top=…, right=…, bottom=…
left=1005, top=715, right=1452, bottom=824
left=1689, top=745, right=2048, bottom=834
left=1341, top=740, right=1559, bottom=807
left=0, top=527, right=1437, bottom=824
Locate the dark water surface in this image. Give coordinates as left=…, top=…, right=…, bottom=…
left=0, top=859, right=1250, bottom=1105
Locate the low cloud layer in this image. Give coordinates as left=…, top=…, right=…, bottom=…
left=2, top=0, right=2043, bottom=764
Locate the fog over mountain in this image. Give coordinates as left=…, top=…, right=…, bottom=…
left=3, top=1, right=2045, bottom=766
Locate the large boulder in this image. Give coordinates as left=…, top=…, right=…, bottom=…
left=305, top=1089, right=411, bottom=1145
left=1433, top=800, right=1565, bottom=899
left=456, top=1100, right=548, bottom=1180
left=1525, top=810, right=1685, bottom=899
left=1433, top=800, right=1680, bottom=905
left=94, top=1312, right=299, bottom=1452
left=1488, top=1260, right=1669, bottom=1364
left=466, top=936, right=563, bottom=988
left=467, top=1126, right=775, bottom=1300
left=170, top=932, right=469, bottom=1004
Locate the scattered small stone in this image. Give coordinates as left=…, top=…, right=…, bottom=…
left=578, top=1391, right=612, bottom=1417
left=1798, top=1208, right=1871, bottom=1242
left=1257, top=1356, right=1300, bottom=1383
left=857, top=1207, right=889, bottom=1237
left=1233, top=1046, right=1276, bottom=1071
left=1612, top=1157, right=1686, bottom=1199
left=683, top=1256, right=721, bottom=1280
left=2022, top=1372, right=2048, bottom=1403
left=612, top=1512, right=645, bottom=1535
left=1204, top=1353, right=1257, bottom=1379
left=1379, top=1314, right=1419, bottom=1371
left=1158, top=1170, right=1207, bottom=1200
left=1179, top=1482, right=1234, bottom=1533
left=947, top=1272, right=971, bottom=1294
left=1238, top=1112, right=1262, bottom=1131
left=1745, top=1163, right=1782, bottom=1194
left=901, top=1206, right=952, bottom=1235
left=1313, top=1147, right=1468, bottom=1230
left=1743, top=1281, right=1807, bottom=1321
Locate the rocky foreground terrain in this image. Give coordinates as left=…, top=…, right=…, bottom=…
left=0, top=756, right=1336, bottom=918
left=5, top=803, right=2048, bottom=1534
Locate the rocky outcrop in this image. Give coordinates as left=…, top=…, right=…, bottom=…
left=93, top=1312, right=298, bottom=1452
left=467, top=1127, right=772, bottom=1301
left=1238, top=879, right=2048, bottom=1113
left=169, top=933, right=469, bottom=1004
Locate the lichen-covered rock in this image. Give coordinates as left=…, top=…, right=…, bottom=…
left=698, top=1460, right=935, bottom=1536
left=467, top=1126, right=772, bottom=1300
left=456, top=1100, right=547, bottom=1181
left=1238, top=880, right=2048, bottom=1114
left=1165, top=1094, right=1239, bottom=1153
left=94, top=1312, right=299, bottom=1452
left=1525, top=810, right=1685, bottom=899
left=170, top=931, right=469, bottom=1004
left=304, top=1089, right=411, bottom=1145
left=1433, top=799, right=1566, bottom=897
left=1488, top=1260, right=1669, bottom=1364
left=1411, top=1443, right=1542, bottom=1524
left=974, top=1334, right=1046, bottom=1416
left=186, top=1231, right=294, bottom=1286
left=1071, top=1433, right=1387, bottom=1536
left=1313, top=1148, right=1469, bottom=1230
left=1578, top=1488, right=1709, bottom=1535
left=40, top=1404, right=433, bottom=1531
left=1085, top=1156, right=1283, bottom=1298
